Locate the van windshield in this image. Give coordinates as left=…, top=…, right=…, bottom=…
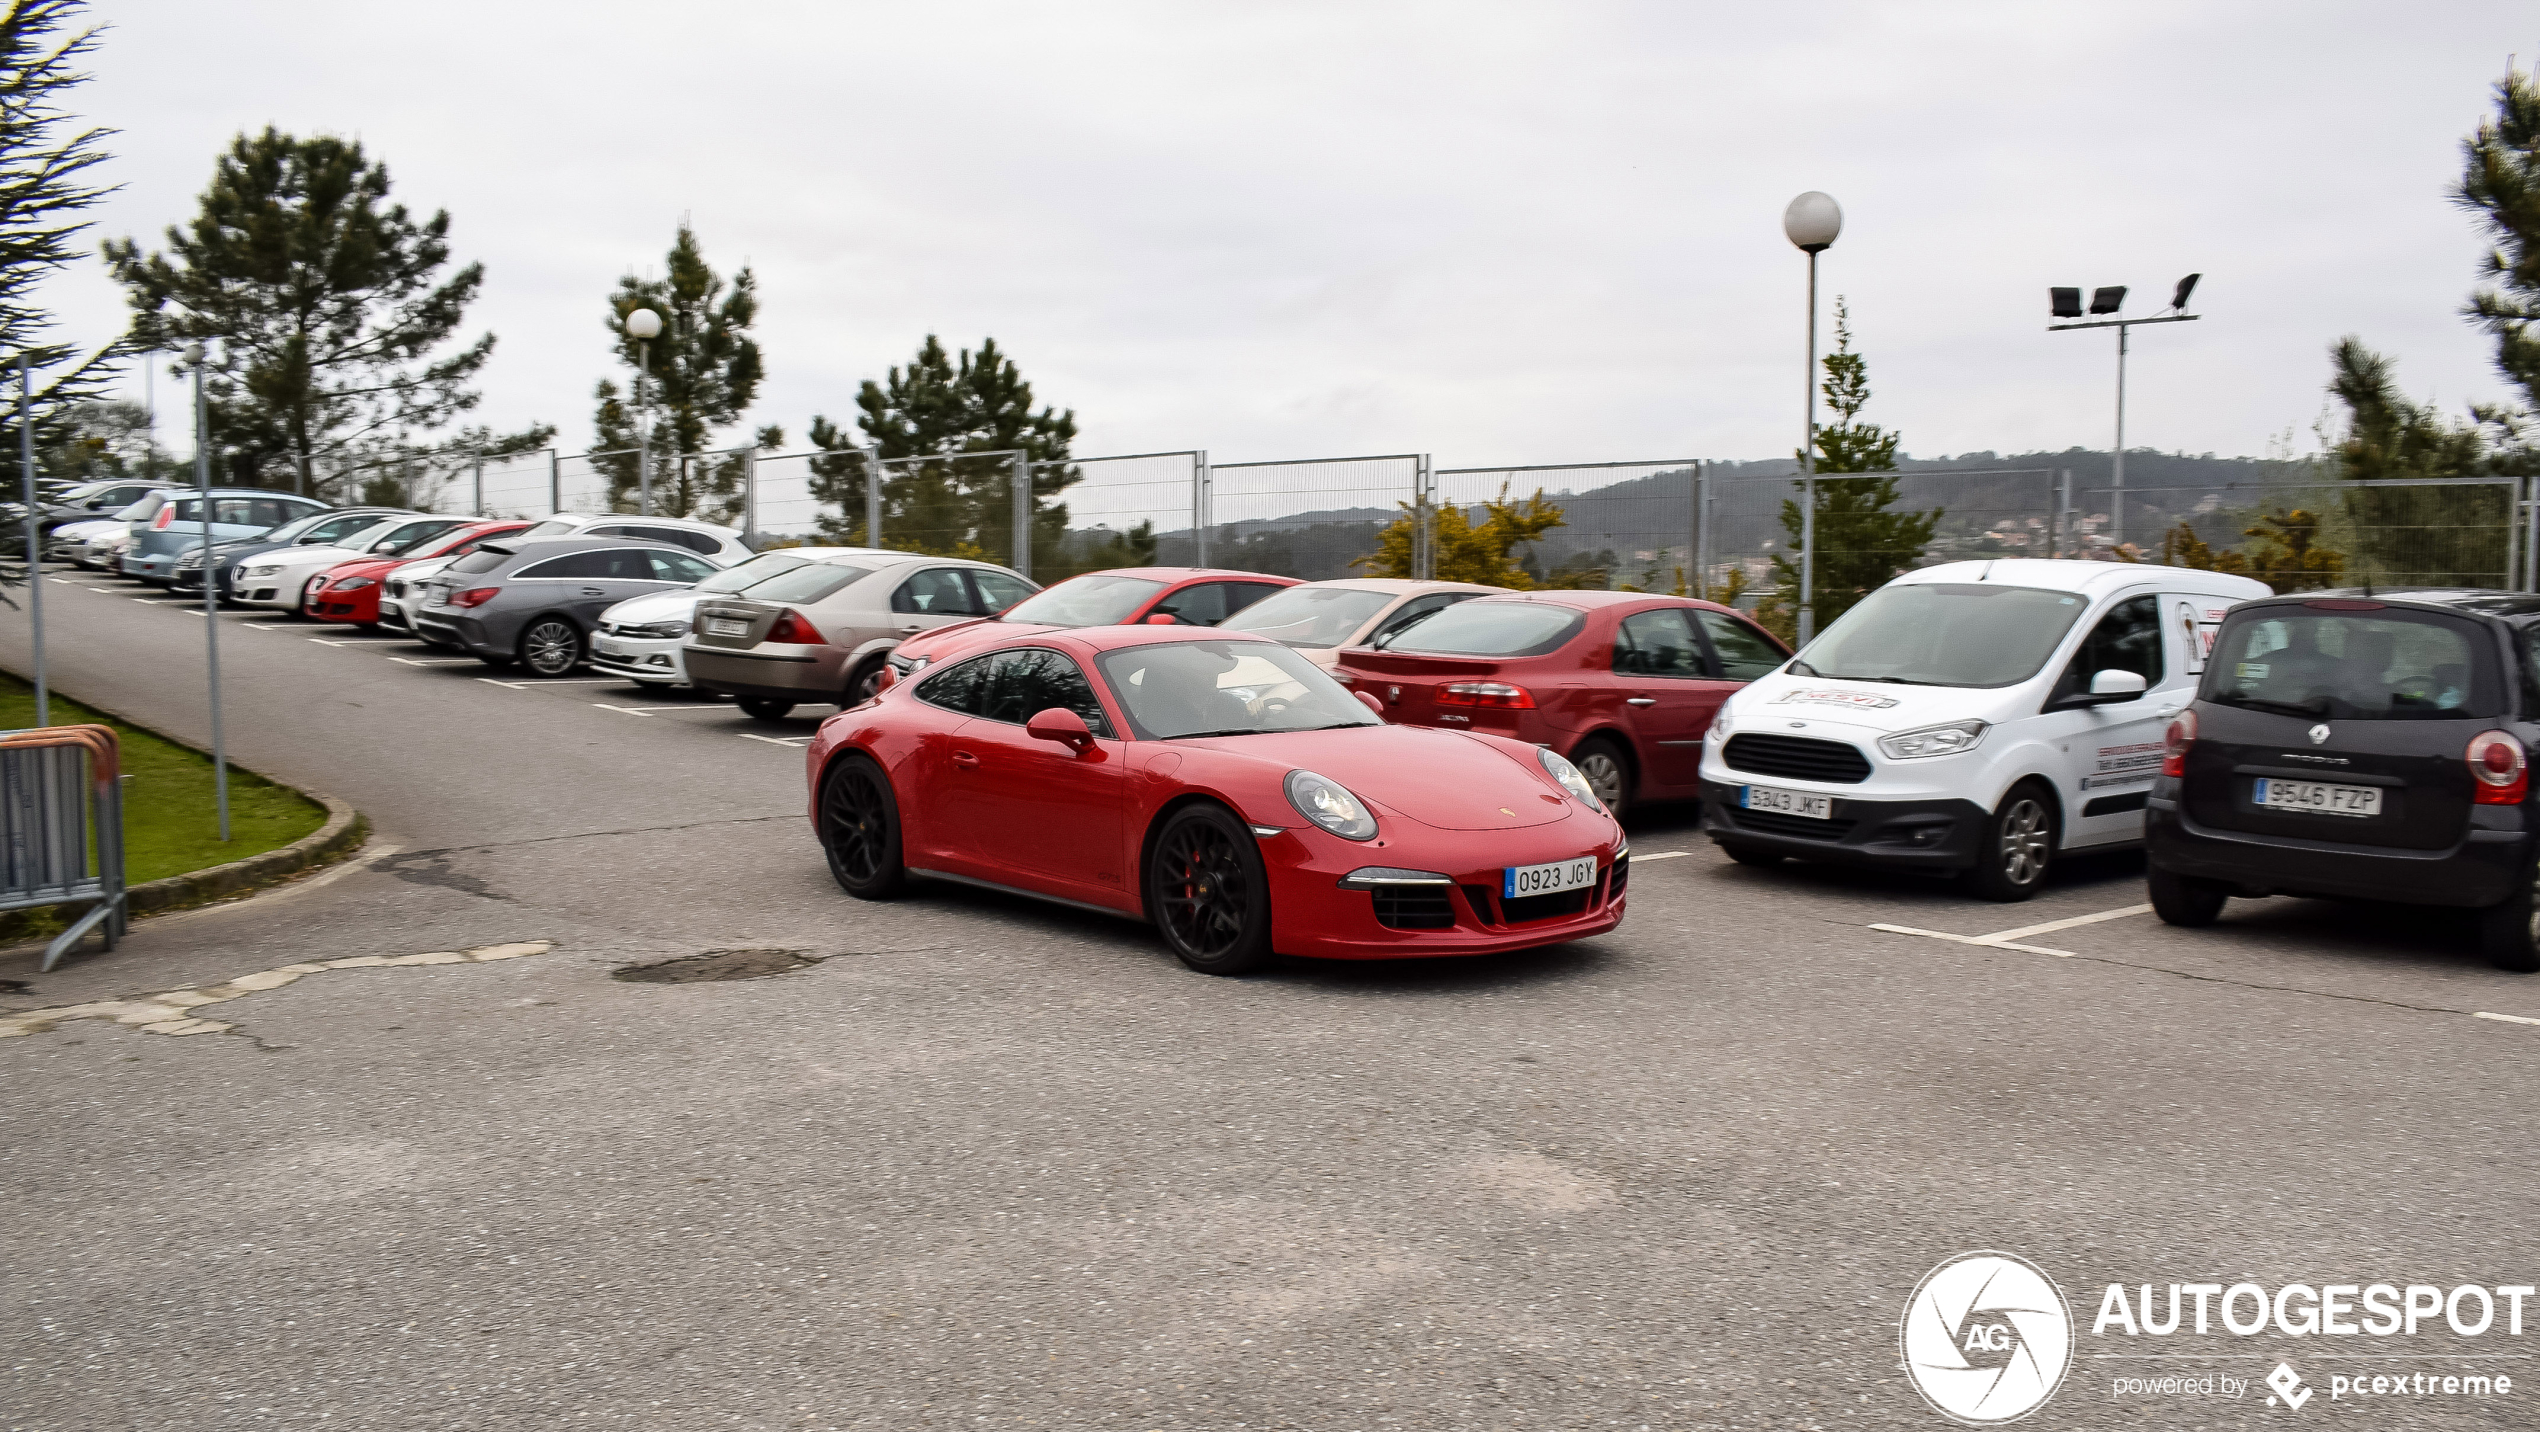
left=1795, top=583, right=2090, bottom=687
left=2209, top=606, right=2502, bottom=720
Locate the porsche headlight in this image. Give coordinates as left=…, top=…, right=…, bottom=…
left=1284, top=769, right=1376, bottom=841
left=1537, top=747, right=1606, bottom=813
left=1878, top=720, right=1989, bottom=761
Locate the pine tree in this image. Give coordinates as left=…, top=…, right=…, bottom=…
left=104, top=128, right=519, bottom=496
left=1769, top=300, right=1940, bottom=632
left=590, top=224, right=763, bottom=520
left=806, top=335, right=1079, bottom=566
left=2326, top=338, right=2502, bottom=583
left=0, top=2, right=125, bottom=469
left=2457, top=59, right=2540, bottom=466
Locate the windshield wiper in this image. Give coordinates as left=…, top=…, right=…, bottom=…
left=1805, top=673, right=1946, bottom=686
left=2211, top=691, right=2327, bottom=718
left=1164, top=727, right=1269, bottom=740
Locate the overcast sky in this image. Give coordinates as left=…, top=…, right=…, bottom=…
left=52, top=1, right=2540, bottom=470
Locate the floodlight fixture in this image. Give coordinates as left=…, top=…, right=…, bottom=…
left=2089, top=286, right=2127, bottom=315
left=2050, top=287, right=2083, bottom=319
left=2169, top=273, right=2200, bottom=312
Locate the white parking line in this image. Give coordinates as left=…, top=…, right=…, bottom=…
left=591, top=702, right=715, bottom=716
left=1633, top=850, right=1692, bottom=862
left=1868, top=923, right=2081, bottom=958
left=2474, top=1011, right=2540, bottom=1027
left=241, top=623, right=295, bottom=631
left=305, top=637, right=362, bottom=647
left=738, top=733, right=813, bottom=748
left=386, top=656, right=476, bottom=667
left=1869, top=902, right=2154, bottom=960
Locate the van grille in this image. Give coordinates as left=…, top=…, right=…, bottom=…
left=1722, top=733, right=1872, bottom=784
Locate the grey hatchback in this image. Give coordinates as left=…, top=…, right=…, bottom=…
left=413, top=537, right=725, bottom=676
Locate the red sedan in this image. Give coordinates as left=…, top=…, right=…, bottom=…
left=305, top=520, right=529, bottom=628
left=1332, top=591, right=1792, bottom=820
left=805, top=624, right=1626, bottom=974
left=884, top=566, right=1299, bottom=683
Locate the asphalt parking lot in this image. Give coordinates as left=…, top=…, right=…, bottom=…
left=7, top=570, right=2540, bottom=1431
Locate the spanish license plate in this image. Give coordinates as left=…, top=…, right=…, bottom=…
left=2253, top=777, right=2382, bottom=818
left=1504, top=855, right=1598, bottom=899
left=706, top=617, right=749, bottom=638
left=425, top=584, right=451, bottom=604
left=1740, top=784, right=1832, bottom=819
left=593, top=637, right=627, bottom=657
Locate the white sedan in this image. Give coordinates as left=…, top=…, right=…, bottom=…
left=589, top=546, right=884, bottom=688
left=233, top=515, right=473, bottom=612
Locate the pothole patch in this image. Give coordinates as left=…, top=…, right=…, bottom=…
left=612, top=948, right=822, bottom=984
left=0, top=941, right=555, bottom=1041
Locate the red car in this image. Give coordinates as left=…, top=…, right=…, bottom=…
left=883, top=566, right=1299, bottom=683
left=1332, top=591, right=1792, bottom=820
left=305, top=520, right=530, bottom=629
left=806, top=624, right=1626, bottom=974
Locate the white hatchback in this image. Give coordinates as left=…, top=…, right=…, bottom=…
left=234, top=514, right=468, bottom=611
left=1699, top=558, right=2272, bottom=901
left=589, top=546, right=888, bottom=688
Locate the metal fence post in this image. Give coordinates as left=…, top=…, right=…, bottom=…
left=1691, top=461, right=1707, bottom=602
left=743, top=446, right=760, bottom=548
left=864, top=448, right=883, bottom=549
left=2056, top=469, right=2072, bottom=560
left=2527, top=476, right=2538, bottom=592
left=1193, top=450, right=1210, bottom=566
left=1012, top=454, right=1032, bottom=579
left=472, top=453, right=485, bottom=517
left=549, top=447, right=562, bottom=516
left=1414, top=454, right=1434, bottom=580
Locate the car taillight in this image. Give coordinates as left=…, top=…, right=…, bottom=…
left=2160, top=709, right=2198, bottom=777
left=766, top=610, right=826, bottom=645
left=2468, top=730, right=2527, bottom=805
left=151, top=505, right=173, bottom=530
left=1438, top=681, right=1535, bottom=709
left=450, top=586, right=500, bottom=609
left=1330, top=670, right=1355, bottom=685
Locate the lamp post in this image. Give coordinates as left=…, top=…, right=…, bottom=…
left=624, top=307, right=663, bottom=516
left=2049, top=275, right=2200, bottom=556
left=186, top=345, right=229, bottom=841
left=1783, top=191, right=1841, bottom=645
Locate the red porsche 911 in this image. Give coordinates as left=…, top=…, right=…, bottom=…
left=803, top=625, right=1628, bottom=974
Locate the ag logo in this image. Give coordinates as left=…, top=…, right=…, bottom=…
left=1900, top=1251, right=2071, bottom=1424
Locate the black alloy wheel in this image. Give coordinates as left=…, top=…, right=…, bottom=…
left=2147, top=864, right=2230, bottom=927
left=1962, top=781, right=2057, bottom=902
left=518, top=618, right=585, bottom=677
left=818, top=755, right=907, bottom=900
left=738, top=696, right=796, bottom=722
left=1570, top=736, right=1633, bottom=823
left=1148, top=804, right=1275, bottom=975
left=2476, top=878, right=2540, bottom=973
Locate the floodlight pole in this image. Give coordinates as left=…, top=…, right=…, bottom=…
left=2049, top=311, right=2198, bottom=558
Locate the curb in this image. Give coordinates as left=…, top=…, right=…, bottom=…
left=124, top=793, right=370, bottom=917
left=0, top=661, right=373, bottom=925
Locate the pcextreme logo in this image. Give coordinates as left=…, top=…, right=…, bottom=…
left=1900, top=1251, right=2074, bottom=1425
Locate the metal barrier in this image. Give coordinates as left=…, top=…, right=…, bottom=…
left=1205, top=454, right=1428, bottom=580
left=0, top=724, right=126, bottom=971
left=1437, top=459, right=1696, bottom=590
left=2099, top=476, right=2530, bottom=591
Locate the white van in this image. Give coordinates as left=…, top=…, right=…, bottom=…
left=1698, top=558, right=2271, bottom=899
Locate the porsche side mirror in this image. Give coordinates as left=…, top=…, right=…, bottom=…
left=1356, top=690, right=1385, bottom=715
left=2088, top=669, right=2148, bottom=698
left=1144, top=613, right=1179, bottom=626
left=1026, top=707, right=1096, bottom=751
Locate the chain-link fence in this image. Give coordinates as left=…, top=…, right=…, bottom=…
left=2101, top=475, right=2528, bottom=591
left=1436, top=460, right=1696, bottom=590
left=1202, top=454, right=1426, bottom=580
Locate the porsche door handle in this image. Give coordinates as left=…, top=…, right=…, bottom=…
left=1625, top=697, right=1657, bottom=707
left=951, top=752, right=980, bottom=770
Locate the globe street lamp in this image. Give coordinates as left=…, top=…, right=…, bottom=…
left=625, top=307, right=663, bottom=515
left=1783, top=191, right=1841, bottom=644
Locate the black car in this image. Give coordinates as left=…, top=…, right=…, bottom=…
left=2145, top=588, right=2540, bottom=970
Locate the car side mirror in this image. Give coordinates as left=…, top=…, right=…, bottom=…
left=1026, top=707, right=1097, bottom=752
left=1356, top=690, right=1386, bottom=715
left=1144, top=613, right=1179, bottom=626
left=2089, top=669, right=2148, bottom=698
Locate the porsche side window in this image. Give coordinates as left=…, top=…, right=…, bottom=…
left=1694, top=610, right=1789, bottom=681
left=915, top=655, right=995, bottom=716
left=977, top=648, right=1112, bottom=736
left=2051, top=595, right=2164, bottom=703
left=1614, top=609, right=1702, bottom=678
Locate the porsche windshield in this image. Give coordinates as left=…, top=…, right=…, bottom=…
left=1096, top=640, right=1380, bottom=739
left=1796, top=582, right=2090, bottom=688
